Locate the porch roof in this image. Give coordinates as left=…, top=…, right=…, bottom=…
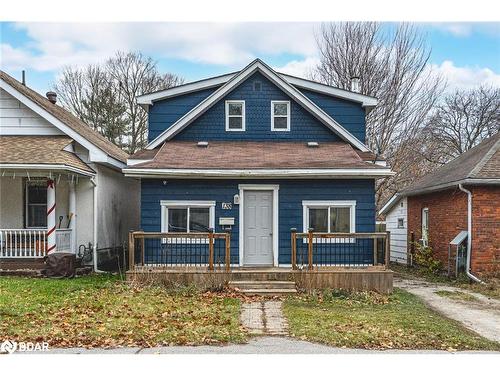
left=127, top=141, right=389, bottom=171
left=0, top=136, right=95, bottom=175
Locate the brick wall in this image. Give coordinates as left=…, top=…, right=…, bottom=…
left=470, top=186, right=500, bottom=274
left=407, top=188, right=467, bottom=268
left=407, top=186, right=500, bottom=275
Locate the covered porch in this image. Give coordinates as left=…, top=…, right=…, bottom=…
left=0, top=136, right=95, bottom=259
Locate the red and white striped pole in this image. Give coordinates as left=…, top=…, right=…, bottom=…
left=46, top=179, right=56, bottom=254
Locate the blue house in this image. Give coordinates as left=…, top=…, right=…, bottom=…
left=124, top=59, right=393, bottom=269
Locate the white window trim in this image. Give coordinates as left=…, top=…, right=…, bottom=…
left=225, top=100, right=246, bottom=131
left=25, top=180, right=48, bottom=229
left=421, top=207, right=429, bottom=246
left=302, top=200, right=356, bottom=243
left=160, top=200, right=215, bottom=243
left=397, top=218, right=405, bottom=229
left=271, top=100, right=290, bottom=131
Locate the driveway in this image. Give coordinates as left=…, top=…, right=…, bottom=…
left=395, top=278, right=500, bottom=343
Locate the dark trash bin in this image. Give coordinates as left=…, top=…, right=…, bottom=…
left=42, top=252, right=76, bottom=278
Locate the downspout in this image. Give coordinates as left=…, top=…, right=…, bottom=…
left=458, top=183, right=483, bottom=283
left=90, top=175, right=104, bottom=273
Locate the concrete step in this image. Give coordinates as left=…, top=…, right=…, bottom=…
left=237, top=288, right=298, bottom=296
left=229, top=280, right=296, bottom=290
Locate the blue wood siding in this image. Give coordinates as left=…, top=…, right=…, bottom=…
left=147, top=72, right=368, bottom=144
left=175, top=72, right=342, bottom=141
left=148, top=87, right=218, bottom=143
left=299, top=88, right=367, bottom=144
left=141, top=179, right=375, bottom=264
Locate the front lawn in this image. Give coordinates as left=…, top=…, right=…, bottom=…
left=283, top=289, right=500, bottom=350
left=0, top=275, right=247, bottom=348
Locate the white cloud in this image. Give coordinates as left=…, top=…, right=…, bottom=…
left=430, top=60, right=500, bottom=91
left=1, top=22, right=318, bottom=72
left=273, top=57, right=320, bottom=78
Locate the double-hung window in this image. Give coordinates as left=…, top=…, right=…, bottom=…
left=25, top=180, right=47, bottom=228
left=160, top=201, right=216, bottom=242
left=225, top=100, right=245, bottom=131
left=302, top=200, right=356, bottom=243
left=271, top=100, right=290, bottom=131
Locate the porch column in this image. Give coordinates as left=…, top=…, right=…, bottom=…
left=68, top=180, right=76, bottom=253
left=47, top=179, right=56, bottom=253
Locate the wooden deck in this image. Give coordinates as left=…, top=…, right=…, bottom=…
left=126, top=266, right=393, bottom=294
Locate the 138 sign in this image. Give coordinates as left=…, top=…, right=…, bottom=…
left=221, top=202, right=232, bottom=210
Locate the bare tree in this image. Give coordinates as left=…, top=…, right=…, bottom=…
left=420, top=87, right=500, bottom=165
left=314, top=23, right=445, bottom=205
left=54, top=51, right=183, bottom=153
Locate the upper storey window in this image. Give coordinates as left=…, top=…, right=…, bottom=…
left=225, top=100, right=245, bottom=131
left=271, top=100, right=290, bottom=131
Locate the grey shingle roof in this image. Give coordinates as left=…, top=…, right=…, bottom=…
left=402, top=133, right=500, bottom=195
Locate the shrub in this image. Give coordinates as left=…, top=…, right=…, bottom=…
left=412, top=241, right=442, bottom=274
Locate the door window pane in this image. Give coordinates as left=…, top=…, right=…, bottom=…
left=330, top=207, right=351, bottom=232
left=189, top=208, right=210, bottom=232
left=168, top=208, right=187, bottom=232
left=309, top=208, right=328, bottom=232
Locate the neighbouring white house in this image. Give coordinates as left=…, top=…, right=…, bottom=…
left=379, top=194, right=408, bottom=264
left=0, top=70, right=140, bottom=269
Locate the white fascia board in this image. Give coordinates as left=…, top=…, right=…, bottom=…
left=279, top=74, right=378, bottom=108
left=379, top=194, right=401, bottom=216
left=136, top=71, right=377, bottom=108
left=136, top=73, right=237, bottom=105
left=123, top=168, right=395, bottom=179
left=146, top=60, right=371, bottom=152
left=0, top=163, right=95, bottom=177
left=0, top=79, right=125, bottom=170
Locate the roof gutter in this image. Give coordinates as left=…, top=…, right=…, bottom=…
left=458, top=183, right=483, bottom=284
left=122, top=168, right=395, bottom=179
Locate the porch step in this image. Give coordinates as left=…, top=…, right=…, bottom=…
left=228, top=280, right=298, bottom=296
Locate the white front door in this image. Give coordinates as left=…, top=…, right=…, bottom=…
left=243, top=190, right=273, bottom=266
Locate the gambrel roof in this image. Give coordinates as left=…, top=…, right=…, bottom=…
left=144, top=59, right=373, bottom=152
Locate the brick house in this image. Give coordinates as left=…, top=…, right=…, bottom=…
left=380, top=133, right=500, bottom=278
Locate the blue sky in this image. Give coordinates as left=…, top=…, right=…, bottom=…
left=1, top=22, right=499, bottom=94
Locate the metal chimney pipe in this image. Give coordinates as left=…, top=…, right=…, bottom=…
left=350, top=76, right=361, bottom=93
left=22, top=70, right=26, bottom=86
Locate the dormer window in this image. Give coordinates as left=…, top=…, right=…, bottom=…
left=225, top=100, right=245, bottom=131
left=271, top=100, right=290, bottom=131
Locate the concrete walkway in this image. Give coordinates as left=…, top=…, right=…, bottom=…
left=395, top=278, right=500, bottom=343
left=240, top=300, right=288, bottom=335
left=40, top=337, right=498, bottom=354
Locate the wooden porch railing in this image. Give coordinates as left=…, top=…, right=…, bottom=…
left=128, top=230, right=231, bottom=271
left=291, top=228, right=390, bottom=270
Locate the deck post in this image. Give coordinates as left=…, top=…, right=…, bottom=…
left=128, top=231, right=135, bottom=271
left=385, top=231, right=391, bottom=269
left=208, top=228, right=214, bottom=271
left=140, top=232, right=145, bottom=266
left=224, top=229, right=231, bottom=272
left=291, top=228, right=297, bottom=270
left=307, top=228, right=314, bottom=271
left=373, top=237, right=378, bottom=265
